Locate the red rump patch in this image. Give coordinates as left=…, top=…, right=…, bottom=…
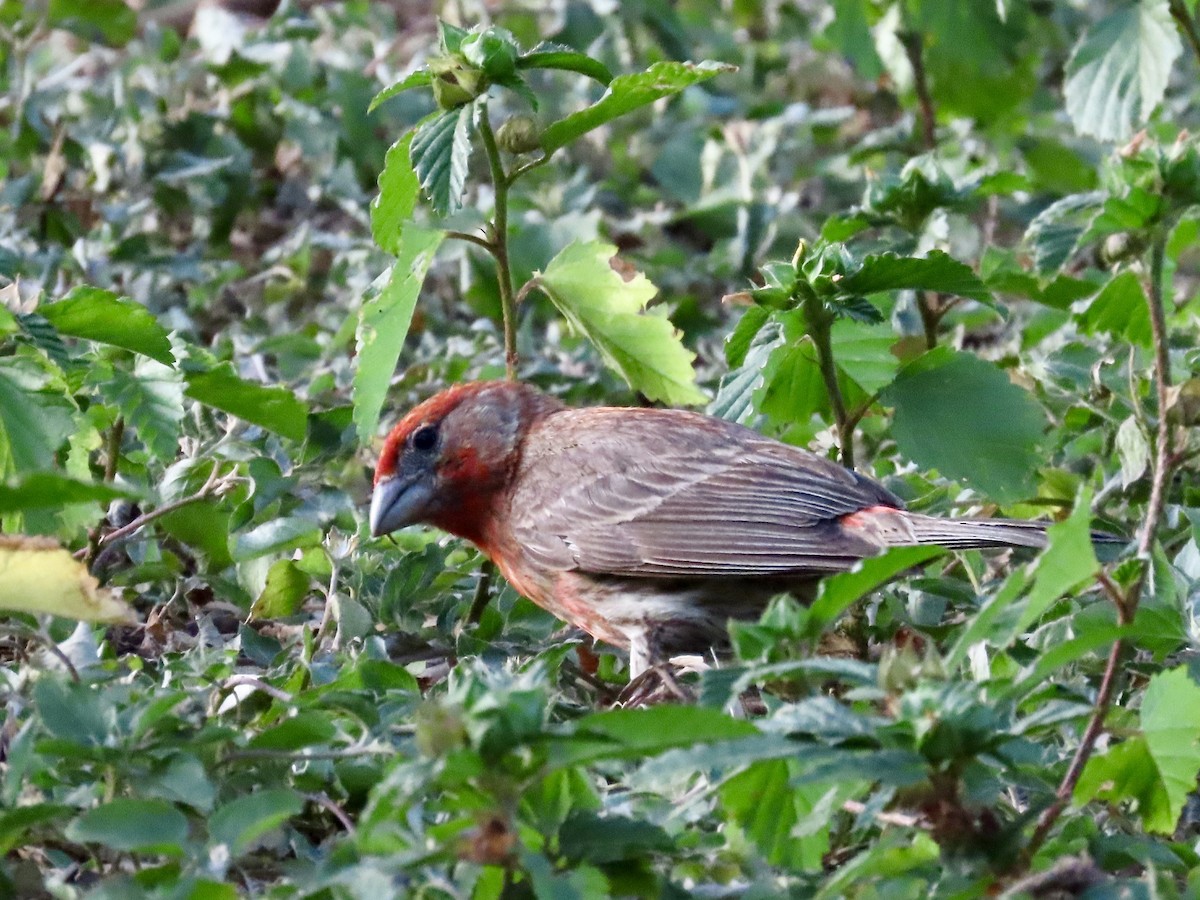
left=839, top=505, right=903, bottom=530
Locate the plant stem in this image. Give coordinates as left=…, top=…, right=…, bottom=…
left=803, top=293, right=854, bottom=468
left=916, top=291, right=939, bottom=349
left=1170, top=0, right=1200, bottom=66
left=1024, top=230, right=1177, bottom=863
left=899, top=30, right=937, bottom=151
left=477, top=103, right=519, bottom=379
left=104, top=417, right=124, bottom=482
left=466, top=559, right=495, bottom=625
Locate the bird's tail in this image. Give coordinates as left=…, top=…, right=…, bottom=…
left=900, top=513, right=1050, bottom=550
left=843, top=507, right=1124, bottom=551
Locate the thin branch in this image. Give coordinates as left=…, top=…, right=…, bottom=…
left=305, top=792, right=356, bottom=835
left=0, top=623, right=80, bottom=681
left=466, top=559, right=495, bottom=625
left=507, top=152, right=554, bottom=185
left=898, top=30, right=937, bottom=151
left=802, top=294, right=854, bottom=468
left=218, top=744, right=397, bottom=765
left=445, top=230, right=494, bottom=251
left=74, top=462, right=229, bottom=559
left=514, top=275, right=542, bottom=306
left=1025, top=636, right=1125, bottom=859
left=1170, top=0, right=1200, bottom=67
left=841, top=799, right=925, bottom=830
left=221, top=674, right=294, bottom=706
left=477, top=104, right=519, bottom=379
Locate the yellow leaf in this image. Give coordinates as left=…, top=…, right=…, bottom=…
left=0, top=535, right=134, bottom=623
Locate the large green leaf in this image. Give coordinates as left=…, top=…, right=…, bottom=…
left=884, top=348, right=1046, bottom=502
left=1077, top=270, right=1153, bottom=346
left=536, top=240, right=706, bottom=405
left=410, top=105, right=473, bottom=214
left=184, top=364, right=308, bottom=442
left=518, top=44, right=613, bottom=84
left=541, top=61, right=734, bottom=155
left=38, top=287, right=174, bottom=365
left=0, top=473, right=135, bottom=513
left=65, top=799, right=188, bottom=853
left=353, top=227, right=446, bottom=444
left=1064, top=0, right=1181, bottom=142
left=208, top=790, right=303, bottom=857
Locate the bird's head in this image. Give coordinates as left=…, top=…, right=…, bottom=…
left=369, top=381, right=562, bottom=541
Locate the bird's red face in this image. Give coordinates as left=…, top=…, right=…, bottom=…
left=369, top=381, right=553, bottom=544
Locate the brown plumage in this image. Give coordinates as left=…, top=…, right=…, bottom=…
left=370, top=381, right=1054, bottom=675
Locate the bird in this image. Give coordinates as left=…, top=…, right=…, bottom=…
left=369, top=380, right=1066, bottom=678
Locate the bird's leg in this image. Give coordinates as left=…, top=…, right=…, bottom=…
left=618, top=627, right=691, bottom=705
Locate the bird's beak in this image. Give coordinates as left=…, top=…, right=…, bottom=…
left=369, top=474, right=435, bottom=537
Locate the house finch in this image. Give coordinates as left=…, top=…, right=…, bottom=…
left=370, top=381, right=1055, bottom=676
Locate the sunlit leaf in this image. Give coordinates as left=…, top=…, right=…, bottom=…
left=536, top=240, right=706, bottom=405
left=38, top=287, right=174, bottom=365
left=0, top=535, right=134, bottom=622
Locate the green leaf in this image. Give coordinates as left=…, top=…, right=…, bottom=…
left=410, top=105, right=473, bottom=214
left=1064, top=0, right=1181, bottom=142
left=884, top=348, right=1046, bottom=502
left=1023, top=192, right=1106, bottom=274
left=368, top=70, right=433, bottom=113
left=1140, top=666, right=1200, bottom=832
left=0, top=473, right=136, bottom=513
left=0, top=540, right=134, bottom=622
left=536, top=241, right=706, bottom=406
left=98, top=358, right=185, bottom=460
left=1116, top=416, right=1151, bottom=487
left=1017, top=488, right=1099, bottom=631
left=551, top=705, right=757, bottom=768
left=371, top=131, right=421, bottom=255
left=721, top=760, right=828, bottom=870
left=48, top=0, right=136, bottom=46
left=837, top=250, right=992, bottom=305
left=248, top=711, right=336, bottom=750
left=184, top=363, right=308, bottom=442
left=33, top=676, right=112, bottom=746
left=1075, top=736, right=1174, bottom=832
left=208, top=789, right=303, bottom=857
left=249, top=559, right=311, bottom=619
left=0, top=363, right=77, bottom=476
left=354, top=227, right=446, bottom=444
left=518, top=45, right=613, bottom=84
left=65, top=799, right=188, bottom=853
left=541, top=61, right=734, bottom=155
left=1077, top=270, right=1153, bottom=346
left=38, top=287, right=174, bottom=364
left=830, top=319, right=900, bottom=394
left=809, top=546, right=945, bottom=634
left=231, top=516, right=322, bottom=562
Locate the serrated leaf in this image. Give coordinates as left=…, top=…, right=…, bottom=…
left=371, top=131, right=421, bottom=255
left=354, top=227, right=446, bottom=444
left=884, top=348, right=1045, bottom=502
left=66, top=799, right=187, bottom=853
left=837, top=250, right=992, bottom=305
left=1075, top=736, right=1173, bottom=832
left=368, top=70, right=433, bottom=113
left=710, top=318, right=785, bottom=424
left=38, top=286, right=174, bottom=364
left=99, top=357, right=185, bottom=460
left=721, top=760, right=829, bottom=870
left=184, top=363, right=308, bottom=442
left=1064, top=1, right=1181, bottom=142
left=830, top=319, right=899, bottom=394
left=0, top=535, right=134, bottom=622
left=410, top=106, right=473, bottom=214
left=536, top=241, right=705, bottom=405
left=541, top=61, right=734, bottom=155
left=518, top=45, right=612, bottom=84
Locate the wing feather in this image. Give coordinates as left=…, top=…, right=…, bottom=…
left=508, top=407, right=900, bottom=578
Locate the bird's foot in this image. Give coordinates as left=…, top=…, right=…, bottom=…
left=616, top=662, right=693, bottom=707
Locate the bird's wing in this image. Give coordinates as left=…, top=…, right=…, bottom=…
left=507, top=408, right=901, bottom=578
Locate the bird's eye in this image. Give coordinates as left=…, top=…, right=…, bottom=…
left=411, top=425, right=438, bottom=452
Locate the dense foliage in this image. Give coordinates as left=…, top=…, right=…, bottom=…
left=2, top=0, right=1200, bottom=895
